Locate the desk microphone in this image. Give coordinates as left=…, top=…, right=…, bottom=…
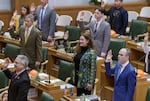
left=48, top=74, right=51, bottom=84
left=137, top=54, right=145, bottom=62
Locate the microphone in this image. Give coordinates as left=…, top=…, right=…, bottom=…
left=137, top=54, right=145, bottom=62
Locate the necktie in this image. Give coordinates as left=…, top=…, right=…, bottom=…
left=117, top=64, right=122, bottom=80
left=25, top=28, right=29, bottom=43
left=39, top=7, right=44, bottom=29
left=12, top=73, right=17, bottom=80
left=94, top=23, right=98, bottom=35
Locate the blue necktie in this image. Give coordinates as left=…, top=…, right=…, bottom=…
left=117, top=64, right=122, bottom=80
left=94, top=23, right=98, bottom=35
left=39, top=7, right=44, bottom=29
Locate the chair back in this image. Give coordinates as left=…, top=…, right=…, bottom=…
left=128, top=11, right=139, bottom=22
left=58, top=60, right=74, bottom=84
left=4, top=44, right=20, bottom=61
left=129, top=19, right=148, bottom=39
left=40, top=92, right=54, bottom=101
left=0, top=70, right=9, bottom=89
left=108, top=38, right=126, bottom=60
left=140, top=7, right=150, bottom=18
left=65, top=26, right=80, bottom=41
left=76, top=10, right=93, bottom=22
left=146, top=86, right=150, bottom=101
left=56, top=15, right=73, bottom=27
left=42, top=47, right=48, bottom=62
left=55, top=14, right=59, bottom=23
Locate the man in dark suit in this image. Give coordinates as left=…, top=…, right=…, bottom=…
left=105, top=48, right=136, bottom=101
left=36, top=0, right=56, bottom=41
left=18, top=14, right=42, bottom=70
left=2, top=55, right=30, bottom=101
left=78, top=7, right=110, bottom=58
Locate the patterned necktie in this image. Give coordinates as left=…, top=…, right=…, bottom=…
left=39, top=7, right=44, bottom=29
left=117, top=64, right=122, bottom=80
left=25, top=28, right=29, bottom=43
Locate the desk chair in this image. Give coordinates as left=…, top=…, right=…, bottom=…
left=65, top=25, right=80, bottom=47
left=0, top=70, right=9, bottom=93
left=146, top=86, right=150, bottom=101
left=40, top=92, right=54, bottom=101
left=126, top=11, right=139, bottom=33
left=58, top=60, right=74, bottom=84
left=129, top=19, right=148, bottom=41
left=4, top=43, right=20, bottom=61
left=54, top=26, right=80, bottom=52
left=28, top=92, right=54, bottom=101
left=55, top=15, right=73, bottom=37
left=76, top=10, right=93, bottom=23
left=140, top=7, right=150, bottom=18
left=40, top=47, right=48, bottom=73
left=108, top=38, right=126, bottom=62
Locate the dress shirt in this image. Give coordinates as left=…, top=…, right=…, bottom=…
left=119, top=61, right=129, bottom=74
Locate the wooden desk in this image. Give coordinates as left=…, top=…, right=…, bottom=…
left=126, top=41, right=145, bottom=70
left=31, top=76, right=76, bottom=101
left=47, top=48, right=74, bottom=77
left=0, top=35, right=20, bottom=52
left=100, top=65, right=150, bottom=101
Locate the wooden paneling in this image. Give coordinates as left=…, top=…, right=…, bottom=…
left=0, top=1, right=149, bottom=34
left=0, top=10, right=12, bottom=32
left=12, top=0, right=41, bottom=13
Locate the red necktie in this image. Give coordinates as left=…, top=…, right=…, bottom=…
left=12, top=73, right=17, bottom=79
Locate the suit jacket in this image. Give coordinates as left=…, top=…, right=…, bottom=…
left=78, top=19, right=110, bottom=56
left=75, top=48, right=97, bottom=89
left=18, top=26, right=42, bottom=69
left=36, top=5, right=56, bottom=40
left=105, top=62, right=136, bottom=101
left=3, top=69, right=30, bottom=101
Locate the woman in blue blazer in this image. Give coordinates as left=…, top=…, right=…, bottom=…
left=74, top=32, right=97, bottom=96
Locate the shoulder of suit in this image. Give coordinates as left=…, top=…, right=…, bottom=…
left=87, top=49, right=96, bottom=54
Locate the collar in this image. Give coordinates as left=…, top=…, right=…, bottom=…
left=96, top=18, right=103, bottom=28
left=121, top=61, right=129, bottom=68
left=26, top=25, right=33, bottom=32
left=16, top=69, right=26, bottom=76
left=119, top=61, right=129, bottom=73
left=43, top=4, right=48, bottom=10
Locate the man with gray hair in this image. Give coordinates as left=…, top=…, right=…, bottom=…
left=2, top=55, right=30, bottom=101
left=18, top=14, right=42, bottom=70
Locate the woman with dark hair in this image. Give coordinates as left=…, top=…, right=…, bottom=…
left=74, top=31, right=97, bottom=96
left=9, top=4, right=30, bottom=32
